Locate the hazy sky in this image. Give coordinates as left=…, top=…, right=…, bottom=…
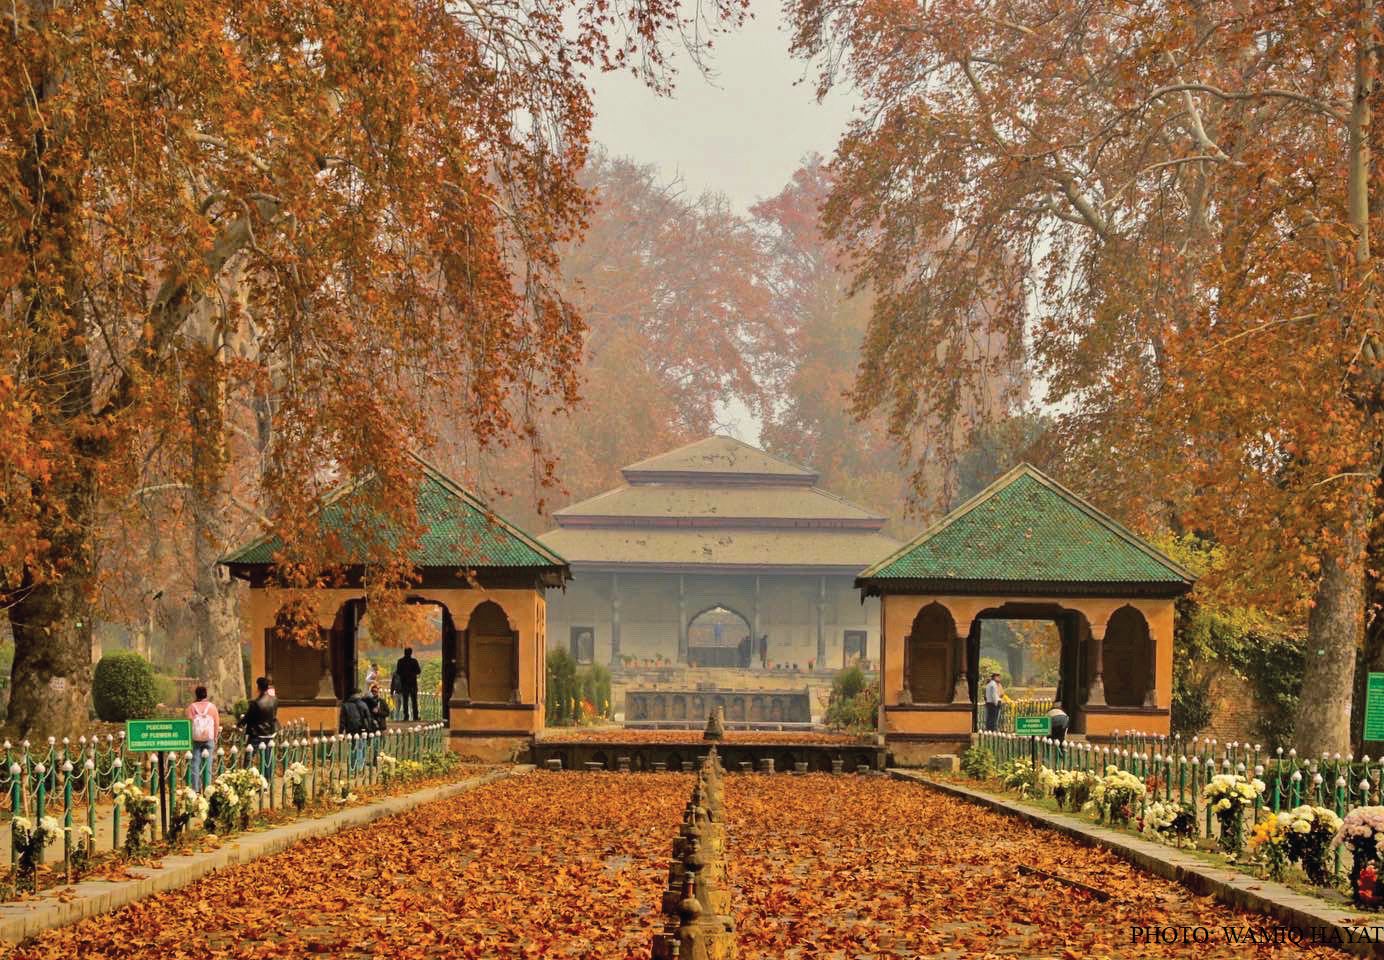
left=588, top=5, right=859, bottom=441
left=587, top=5, right=859, bottom=214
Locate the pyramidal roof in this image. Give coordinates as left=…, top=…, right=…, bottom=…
left=621, top=435, right=819, bottom=485
left=222, top=454, right=568, bottom=577
left=857, top=464, right=1194, bottom=596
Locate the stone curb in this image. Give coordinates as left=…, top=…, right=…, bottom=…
left=890, top=770, right=1384, bottom=958
left=0, top=765, right=531, bottom=944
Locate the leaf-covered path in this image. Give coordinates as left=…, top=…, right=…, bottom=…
left=10, top=773, right=1350, bottom=959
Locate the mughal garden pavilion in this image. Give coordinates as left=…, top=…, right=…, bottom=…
left=222, top=455, right=569, bottom=748
left=539, top=436, right=900, bottom=672
left=856, top=463, right=1195, bottom=764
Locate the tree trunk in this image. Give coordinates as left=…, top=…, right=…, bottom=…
left=8, top=553, right=94, bottom=739
left=1295, top=477, right=1371, bottom=756
left=188, top=347, right=246, bottom=709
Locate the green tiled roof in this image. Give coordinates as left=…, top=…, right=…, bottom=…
left=858, top=464, right=1193, bottom=590
left=222, top=455, right=567, bottom=572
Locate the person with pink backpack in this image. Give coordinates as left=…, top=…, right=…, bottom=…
left=186, top=686, right=221, bottom=791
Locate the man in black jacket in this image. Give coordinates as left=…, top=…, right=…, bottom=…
left=339, top=687, right=374, bottom=771
left=363, top=682, right=389, bottom=734
left=394, top=647, right=422, bottom=721
left=238, top=676, right=278, bottom=778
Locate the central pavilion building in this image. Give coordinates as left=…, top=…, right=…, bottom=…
left=540, top=437, right=901, bottom=671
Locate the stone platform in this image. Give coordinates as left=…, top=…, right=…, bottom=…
left=529, top=734, right=885, bottom=772
left=624, top=687, right=812, bottom=728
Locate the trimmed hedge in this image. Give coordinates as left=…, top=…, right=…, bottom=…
left=92, top=651, right=158, bottom=722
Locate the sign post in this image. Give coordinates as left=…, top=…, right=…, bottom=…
left=126, top=719, right=192, bottom=840
left=1365, top=674, right=1384, bottom=743
left=1014, top=715, right=1053, bottom=770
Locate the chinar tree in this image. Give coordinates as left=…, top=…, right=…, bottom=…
left=788, top=0, right=1384, bottom=754
left=0, top=0, right=746, bottom=738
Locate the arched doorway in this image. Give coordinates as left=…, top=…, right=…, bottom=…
left=905, top=603, right=956, bottom=703
left=465, top=601, right=518, bottom=703
left=687, top=605, right=752, bottom=668
left=1101, top=605, right=1154, bottom=707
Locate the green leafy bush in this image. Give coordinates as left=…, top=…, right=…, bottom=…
left=578, top=663, right=612, bottom=719
left=152, top=674, right=177, bottom=707
left=978, top=656, right=1011, bottom=689
left=92, top=651, right=158, bottom=722
left=546, top=649, right=579, bottom=725
left=960, top=745, right=995, bottom=780
left=419, top=656, right=443, bottom=696
left=825, top=668, right=879, bottom=734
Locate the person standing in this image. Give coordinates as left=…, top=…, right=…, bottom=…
left=338, top=687, right=372, bottom=771
left=364, top=661, right=380, bottom=689
left=364, top=681, right=390, bottom=733
left=186, top=686, right=220, bottom=792
left=984, top=672, right=1004, bottom=732
left=394, top=647, right=422, bottom=721
left=238, top=676, right=278, bottom=778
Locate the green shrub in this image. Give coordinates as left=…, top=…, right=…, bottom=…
left=961, top=745, right=996, bottom=780
left=152, top=674, right=177, bottom=707
left=578, top=663, right=612, bottom=719
left=419, top=656, right=443, bottom=696
left=978, top=656, right=1011, bottom=689
left=546, top=649, right=578, bottom=725
left=92, top=651, right=158, bottom=722
left=825, top=669, right=879, bottom=734
left=831, top=666, right=867, bottom=702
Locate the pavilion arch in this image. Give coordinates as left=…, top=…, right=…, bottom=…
left=686, top=604, right=754, bottom=668
left=904, top=603, right=958, bottom=704
left=1100, top=605, right=1154, bottom=708
left=461, top=600, right=519, bottom=704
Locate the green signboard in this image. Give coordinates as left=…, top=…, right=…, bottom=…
left=126, top=718, right=192, bottom=753
left=1365, top=673, right=1384, bottom=741
left=1014, top=715, right=1052, bottom=737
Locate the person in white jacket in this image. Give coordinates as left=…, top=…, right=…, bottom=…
left=983, top=673, right=1003, bottom=731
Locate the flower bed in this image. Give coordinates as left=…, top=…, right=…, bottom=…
left=955, top=738, right=1359, bottom=909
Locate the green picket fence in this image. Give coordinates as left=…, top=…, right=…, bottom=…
left=3, top=720, right=448, bottom=883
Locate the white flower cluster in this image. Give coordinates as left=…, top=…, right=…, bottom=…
left=12, top=815, right=62, bottom=844
left=1202, top=773, right=1265, bottom=812
left=1141, top=800, right=1195, bottom=846
left=1089, top=766, right=1145, bottom=804
left=284, top=762, right=309, bottom=787
left=111, top=778, right=150, bottom=805
left=1281, top=804, right=1342, bottom=836
left=377, top=753, right=398, bottom=767
left=173, top=785, right=209, bottom=821
left=212, top=768, right=269, bottom=805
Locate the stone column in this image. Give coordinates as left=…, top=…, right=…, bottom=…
left=951, top=624, right=971, bottom=704
left=610, top=572, right=623, bottom=667
left=677, top=575, right=688, bottom=663
left=898, top=618, right=913, bottom=706
left=752, top=576, right=761, bottom=646
left=815, top=576, right=827, bottom=668
left=1144, top=633, right=1157, bottom=706
left=1086, top=621, right=1107, bottom=707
